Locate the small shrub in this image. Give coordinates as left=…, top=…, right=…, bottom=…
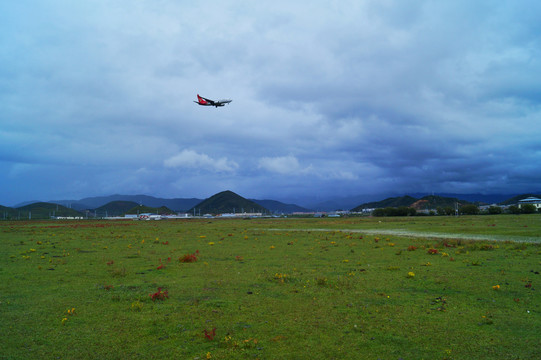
left=149, top=288, right=168, bottom=301
left=179, top=250, right=199, bottom=263
left=203, top=328, right=216, bottom=341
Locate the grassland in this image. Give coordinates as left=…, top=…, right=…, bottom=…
left=1, top=215, right=540, bottom=359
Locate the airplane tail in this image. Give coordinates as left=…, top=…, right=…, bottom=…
left=196, top=94, right=207, bottom=104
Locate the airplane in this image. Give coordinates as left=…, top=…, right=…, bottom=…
left=194, top=94, right=232, bottom=107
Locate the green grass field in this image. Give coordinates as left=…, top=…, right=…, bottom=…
left=1, top=216, right=540, bottom=359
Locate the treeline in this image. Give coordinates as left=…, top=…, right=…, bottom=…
left=372, top=204, right=539, bottom=217
left=504, top=204, right=538, bottom=214
left=372, top=207, right=417, bottom=217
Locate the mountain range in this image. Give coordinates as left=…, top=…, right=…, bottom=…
left=13, top=193, right=310, bottom=213
left=3, top=191, right=311, bottom=218
left=14, top=192, right=525, bottom=212
left=42, top=194, right=202, bottom=212
left=3, top=192, right=538, bottom=219
left=1, top=202, right=83, bottom=219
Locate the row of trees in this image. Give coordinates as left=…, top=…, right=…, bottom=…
left=372, top=204, right=539, bottom=217
left=460, top=204, right=539, bottom=215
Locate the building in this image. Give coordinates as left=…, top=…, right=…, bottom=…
left=518, top=197, right=541, bottom=210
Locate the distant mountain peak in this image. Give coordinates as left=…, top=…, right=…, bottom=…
left=189, top=190, right=268, bottom=215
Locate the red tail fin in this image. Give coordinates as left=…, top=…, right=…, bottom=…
left=197, top=94, right=208, bottom=104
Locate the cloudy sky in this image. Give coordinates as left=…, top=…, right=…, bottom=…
left=2, top=0, right=541, bottom=207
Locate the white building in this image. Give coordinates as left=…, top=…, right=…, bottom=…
left=518, top=197, right=541, bottom=209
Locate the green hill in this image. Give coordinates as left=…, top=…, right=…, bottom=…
left=189, top=190, right=268, bottom=215
left=15, top=202, right=83, bottom=219
left=351, top=196, right=417, bottom=211
left=352, top=195, right=470, bottom=211
left=411, top=195, right=468, bottom=210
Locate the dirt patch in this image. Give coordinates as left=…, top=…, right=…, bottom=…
left=265, top=228, right=540, bottom=243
